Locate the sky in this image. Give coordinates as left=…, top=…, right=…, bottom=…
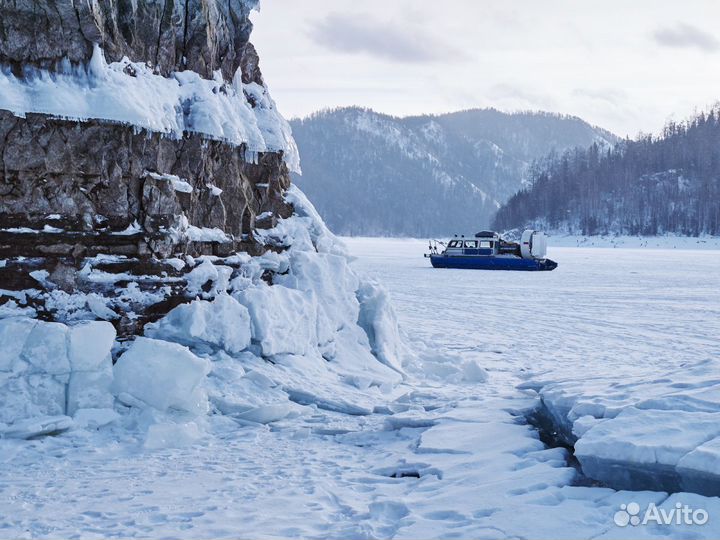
left=251, top=0, right=720, bottom=138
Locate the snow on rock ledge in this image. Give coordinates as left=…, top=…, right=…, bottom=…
left=0, top=45, right=300, bottom=173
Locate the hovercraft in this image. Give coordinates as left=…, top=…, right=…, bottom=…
left=425, top=230, right=558, bottom=271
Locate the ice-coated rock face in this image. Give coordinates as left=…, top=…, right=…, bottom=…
left=0, top=111, right=292, bottom=259
left=0, top=0, right=296, bottom=328
left=0, top=0, right=416, bottom=440
left=0, top=0, right=296, bottom=256
left=0, top=0, right=260, bottom=82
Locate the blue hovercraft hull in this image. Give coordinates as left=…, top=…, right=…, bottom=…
left=430, top=255, right=557, bottom=271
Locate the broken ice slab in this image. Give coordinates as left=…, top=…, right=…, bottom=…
left=677, top=436, right=720, bottom=496
left=575, top=407, right=720, bottom=495
left=1, top=415, right=73, bottom=439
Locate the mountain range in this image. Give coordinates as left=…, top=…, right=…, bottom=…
left=290, top=107, right=616, bottom=237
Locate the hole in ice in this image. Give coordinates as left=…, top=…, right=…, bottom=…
left=524, top=404, right=606, bottom=488
left=524, top=405, right=573, bottom=450
left=390, top=471, right=420, bottom=478
left=374, top=463, right=442, bottom=480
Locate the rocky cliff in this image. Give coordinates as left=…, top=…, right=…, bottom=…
left=0, top=0, right=296, bottom=335
left=0, top=0, right=412, bottom=441
left=0, top=0, right=261, bottom=82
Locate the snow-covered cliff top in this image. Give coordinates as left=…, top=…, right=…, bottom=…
left=0, top=45, right=300, bottom=173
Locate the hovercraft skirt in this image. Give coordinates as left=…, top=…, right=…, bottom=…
left=430, top=255, right=557, bottom=271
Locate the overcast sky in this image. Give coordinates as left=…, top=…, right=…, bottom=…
left=251, top=0, right=720, bottom=138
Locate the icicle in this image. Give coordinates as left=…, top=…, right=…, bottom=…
left=245, top=147, right=258, bottom=165
left=88, top=44, right=108, bottom=81
left=232, top=66, right=244, bottom=94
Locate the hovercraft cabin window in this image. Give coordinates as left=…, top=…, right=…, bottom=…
left=464, top=240, right=478, bottom=248
left=479, top=241, right=493, bottom=248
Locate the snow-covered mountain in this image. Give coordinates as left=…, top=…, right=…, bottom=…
left=290, top=107, right=616, bottom=236
left=494, top=106, right=720, bottom=236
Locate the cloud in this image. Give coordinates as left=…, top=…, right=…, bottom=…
left=653, top=23, right=720, bottom=52
left=571, top=88, right=638, bottom=130
left=309, top=12, right=466, bottom=63
left=487, top=83, right=558, bottom=110
left=572, top=88, right=628, bottom=105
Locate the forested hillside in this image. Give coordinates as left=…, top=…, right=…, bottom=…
left=494, top=107, right=720, bottom=236
left=290, top=107, right=615, bottom=236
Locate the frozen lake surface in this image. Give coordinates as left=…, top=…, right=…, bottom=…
left=1, top=239, right=719, bottom=539
left=348, top=239, right=720, bottom=378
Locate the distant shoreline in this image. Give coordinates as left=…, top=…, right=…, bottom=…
left=341, top=235, right=720, bottom=251
left=545, top=234, right=720, bottom=250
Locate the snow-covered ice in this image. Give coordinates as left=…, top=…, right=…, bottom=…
left=0, top=318, right=115, bottom=435
left=145, top=294, right=252, bottom=355
left=112, top=337, right=212, bottom=416
left=1, top=237, right=719, bottom=538
left=236, top=284, right=318, bottom=357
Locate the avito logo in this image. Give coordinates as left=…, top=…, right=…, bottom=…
left=614, top=502, right=709, bottom=527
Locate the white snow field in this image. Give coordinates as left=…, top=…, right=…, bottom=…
left=1, top=237, right=720, bottom=539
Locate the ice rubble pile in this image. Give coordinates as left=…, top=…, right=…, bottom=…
left=0, top=318, right=117, bottom=438
left=524, top=357, right=720, bottom=496
left=131, top=187, right=409, bottom=423
left=0, top=187, right=413, bottom=438
left=0, top=45, right=300, bottom=173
